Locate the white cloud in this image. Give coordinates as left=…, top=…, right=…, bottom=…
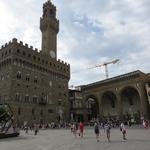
left=0, top=2, right=18, bottom=42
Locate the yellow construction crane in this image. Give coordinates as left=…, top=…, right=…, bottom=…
left=88, top=59, right=120, bottom=79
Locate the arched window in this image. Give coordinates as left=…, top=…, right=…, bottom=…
left=18, top=107, right=21, bottom=115
left=15, top=93, right=20, bottom=101
left=28, top=54, right=31, bottom=57
left=87, top=98, right=95, bottom=111
left=32, top=108, right=35, bottom=115
left=40, top=109, right=43, bottom=116
left=86, top=98, right=98, bottom=120
left=17, top=71, right=21, bottom=79
left=33, top=96, right=38, bottom=103
left=25, top=95, right=30, bottom=102
left=26, top=74, right=30, bottom=81
left=17, top=49, right=20, bottom=53
left=1, top=74, right=4, bottom=80
left=111, top=100, right=115, bottom=108
left=33, top=55, right=36, bottom=60
left=34, top=76, right=38, bottom=83
left=23, top=51, right=26, bottom=56
left=129, top=97, right=133, bottom=106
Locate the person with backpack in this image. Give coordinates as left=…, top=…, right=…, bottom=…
left=104, top=122, right=111, bottom=142
left=34, top=124, right=39, bottom=135
left=120, top=122, right=127, bottom=140
left=94, top=122, right=100, bottom=142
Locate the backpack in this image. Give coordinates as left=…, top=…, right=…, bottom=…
left=95, top=125, right=98, bottom=130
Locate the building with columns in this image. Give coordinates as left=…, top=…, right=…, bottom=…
left=0, top=0, right=70, bottom=125
left=69, top=70, right=150, bottom=122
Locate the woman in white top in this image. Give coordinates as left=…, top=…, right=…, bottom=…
left=120, top=122, right=127, bottom=140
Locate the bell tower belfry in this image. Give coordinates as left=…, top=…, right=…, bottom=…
left=40, top=0, right=59, bottom=59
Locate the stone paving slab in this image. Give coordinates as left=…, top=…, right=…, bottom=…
left=0, top=127, right=150, bottom=150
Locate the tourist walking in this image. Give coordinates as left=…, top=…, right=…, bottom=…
left=70, top=123, right=73, bottom=133
left=143, top=120, right=148, bottom=130
left=34, top=124, right=39, bottom=135
left=127, top=120, right=132, bottom=127
left=120, top=122, right=127, bottom=140
left=24, top=125, right=28, bottom=134
left=104, top=123, right=111, bottom=142
left=72, top=123, right=77, bottom=137
left=79, top=122, right=84, bottom=137
left=94, top=122, right=100, bottom=142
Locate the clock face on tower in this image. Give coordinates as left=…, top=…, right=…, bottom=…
left=50, top=50, right=56, bottom=58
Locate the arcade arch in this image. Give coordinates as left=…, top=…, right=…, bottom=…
left=101, top=91, right=117, bottom=117
left=121, top=86, right=141, bottom=118
left=86, top=95, right=99, bottom=121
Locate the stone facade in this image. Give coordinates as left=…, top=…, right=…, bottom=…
left=78, top=70, right=150, bottom=122
left=0, top=0, right=70, bottom=125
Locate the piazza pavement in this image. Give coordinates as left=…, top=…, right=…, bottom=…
left=0, top=126, right=150, bottom=150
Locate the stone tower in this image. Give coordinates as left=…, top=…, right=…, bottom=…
left=40, top=0, right=59, bottom=59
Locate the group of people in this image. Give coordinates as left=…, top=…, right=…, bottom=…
left=21, top=119, right=149, bottom=141
left=24, top=124, right=39, bottom=135
left=70, top=121, right=127, bottom=142
left=94, top=121, right=127, bottom=142
left=70, top=122, right=84, bottom=138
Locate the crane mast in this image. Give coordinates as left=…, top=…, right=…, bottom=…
left=104, top=64, right=109, bottom=79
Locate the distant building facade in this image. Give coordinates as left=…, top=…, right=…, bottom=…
left=69, top=89, right=85, bottom=122
left=0, top=0, right=70, bottom=125
left=69, top=71, right=150, bottom=122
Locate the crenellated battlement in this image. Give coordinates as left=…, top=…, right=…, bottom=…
left=0, top=38, right=70, bottom=69
left=0, top=38, right=40, bottom=54
left=11, top=38, right=40, bottom=52
left=30, top=46, right=33, bottom=49
left=19, top=41, right=23, bottom=45
left=1, top=39, right=13, bottom=49
left=57, top=59, right=70, bottom=67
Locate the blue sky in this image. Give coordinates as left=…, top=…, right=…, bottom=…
left=0, top=0, right=150, bottom=86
